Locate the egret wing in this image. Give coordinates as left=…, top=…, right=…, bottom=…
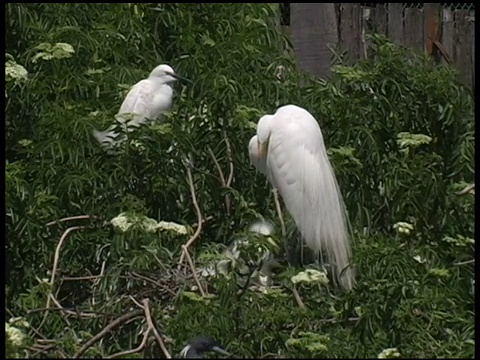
left=266, top=109, right=352, bottom=289
left=117, top=79, right=155, bottom=126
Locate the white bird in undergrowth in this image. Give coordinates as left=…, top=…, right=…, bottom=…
left=248, top=104, right=355, bottom=291
left=93, top=63, right=190, bottom=148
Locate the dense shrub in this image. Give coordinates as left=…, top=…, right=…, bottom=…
left=6, top=4, right=474, bottom=358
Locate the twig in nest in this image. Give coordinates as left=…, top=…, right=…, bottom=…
left=177, top=161, right=203, bottom=270
left=182, top=245, right=206, bottom=296
left=72, top=309, right=144, bottom=358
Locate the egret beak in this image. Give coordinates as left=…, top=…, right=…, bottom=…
left=257, top=139, right=268, bottom=159
left=167, top=71, right=193, bottom=84
left=211, top=346, right=232, bottom=357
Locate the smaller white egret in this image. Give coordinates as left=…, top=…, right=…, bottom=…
left=93, top=64, right=190, bottom=148
left=248, top=105, right=354, bottom=291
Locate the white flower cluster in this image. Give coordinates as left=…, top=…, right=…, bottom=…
left=6, top=60, right=28, bottom=83
left=31, top=42, right=75, bottom=62
left=6, top=321, right=28, bottom=347
left=378, top=347, right=401, bottom=358
left=111, top=213, right=187, bottom=235
left=291, top=269, right=329, bottom=286
left=393, top=221, right=414, bottom=235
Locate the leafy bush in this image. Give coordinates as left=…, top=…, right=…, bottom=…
left=6, top=4, right=474, bottom=359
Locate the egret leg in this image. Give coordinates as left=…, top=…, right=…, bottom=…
left=272, top=188, right=293, bottom=265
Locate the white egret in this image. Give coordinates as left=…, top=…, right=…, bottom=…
left=248, top=104, right=354, bottom=291
left=93, top=64, right=189, bottom=148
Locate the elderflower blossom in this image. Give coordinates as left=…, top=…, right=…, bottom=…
left=378, top=347, right=401, bottom=358
left=393, top=221, right=414, bottom=235
left=291, top=269, right=329, bottom=286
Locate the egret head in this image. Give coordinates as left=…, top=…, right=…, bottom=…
left=149, top=64, right=191, bottom=84
left=256, top=114, right=273, bottom=159
left=180, top=336, right=231, bottom=358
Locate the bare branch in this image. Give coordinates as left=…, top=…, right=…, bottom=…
left=142, top=298, right=171, bottom=359
left=46, top=215, right=97, bottom=227
left=72, top=309, right=144, bottom=358
left=182, top=245, right=206, bottom=297
left=177, top=162, right=203, bottom=270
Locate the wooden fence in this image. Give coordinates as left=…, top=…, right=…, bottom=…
left=283, top=3, right=475, bottom=91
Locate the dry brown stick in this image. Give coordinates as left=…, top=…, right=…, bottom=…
left=182, top=245, right=206, bottom=296
left=292, top=285, right=306, bottom=309
left=72, top=309, right=144, bottom=358
left=177, top=164, right=203, bottom=270
left=142, top=299, right=172, bottom=359
left=46, top=215, right=96, bottom=227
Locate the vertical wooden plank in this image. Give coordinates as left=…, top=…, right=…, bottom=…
left=387, top=3, right=404, bottom=45
left=372, top=4, right=387, bottom=35
left=424, top=3, right=441, bottom=56
left=453, top=10, right=472, bottom=87
left=471, top=13, right=475, bottom=94
left=339, top=3, right=361, bottom=63
left=441, top=8, right=455, bottom=66
left=403, top=7, right=424, bottom=53
left=361, top=6, right=373, bottom=59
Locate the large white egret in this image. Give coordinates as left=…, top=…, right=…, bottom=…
left=248, top=104, right=354, bottom=291
left=93, top=64, right=189, bottom=147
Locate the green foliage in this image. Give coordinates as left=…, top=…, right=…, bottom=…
left=6, top=4, right=473, bottom=359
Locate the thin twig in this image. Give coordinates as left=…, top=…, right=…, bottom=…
left=292, top=285, right=306, bottom=309
left=72, top=309, right=144, bottom=358
left=455, top=183, right=475, bottom=196
left=36, top=226, right=86, bottom=332
left=182, top=245, right=206, bottom=296
left=129, top=272, right=177, bottom=296
left=61, top=275, right=105, bottom=281
left=453, top=259, right=475, bottom=266
left=142, top=299, right=171, bottom=359
left=46, top=215, right=96, bottom=227
left=105, top=331, right=150, bottom=359
left=224, top=133, right=234, bottom=187
left=207, top=146, right=227, bottom=185
left=177, top=162, right=203, bottom=270
left=192, top=215, right=214, bottom=228
left=207, top=145, right=232, bottom=216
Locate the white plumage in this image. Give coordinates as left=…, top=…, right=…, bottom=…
left=93, top=64, right=183, bottom=148
left=248, top=104, right=354, bottom=291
